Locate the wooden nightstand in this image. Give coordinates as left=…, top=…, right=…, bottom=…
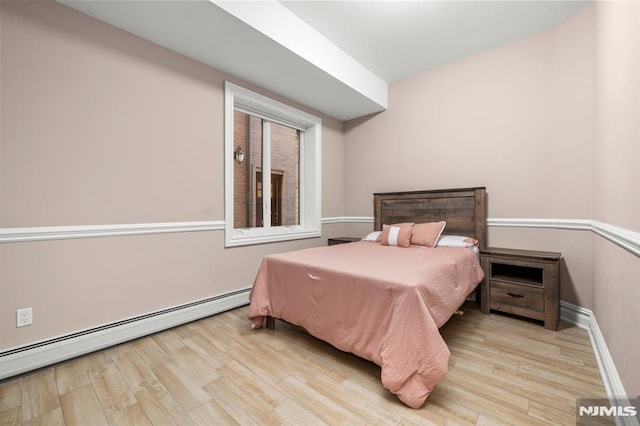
left=480, top=247, right=561, bottom=330
left=327, top=237, right=361, bottom=246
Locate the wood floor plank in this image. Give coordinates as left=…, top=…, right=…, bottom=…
left=277, top=376, right=364, bottom=425
left=0, top=379, right=22, bottom=416
left=306, top=372, right=404, bottom=425
left=279, top=338, right=358, bottom=383
left=21, top=407, right=65, bottom=426
left=105, top=403, right=152, bottom=426
left=112, top=352, right=167, bottom=399
left=517, top=355, right=604, bottom=385
left=492, top=364, right=605, bottom=402
left=216, top=360, right=288, bottom=409
left=0, top=406, right=21, bottom=426
left=484, top=332, right=563, bottom=358
left=188, top=398, right=240, bottom=425
left=0, top=380, right=22, bottom=426
left=182, top=334, right=230, bottom=368
left=203, top=376, right=282, bottom=425
left=169, top=346, right=220, bottom=387
left=193, top=321, right=243, bottom=352
left=151, top=329, right=185, bottom=354
left=82, top=347, right=120, bottom=375
left=436, top=381, right=549, bottom=426
left=273, top=398, right=328, bottom=426
left=226, top=344, right=291, bottom=385
left=129, top=338, right=174, bottom=369
left=87, top=363, right=137, bottom=416
left=528, top=400, right=580, bottom=426
left=58, top=385, right=108, bottom=426
left=151, top=362, right=211, bottom=412
left=444, top=367, right=531, bottom=413
left=54, top=358, right=90, bottom=396
left=518, top=360, right=607, bottom=394
left=453, top=362, right=576, bottom=413
left=475, top=413, right=512, bottom=426
left=559, top=345, right=601, bottom=368
left=256, top=340, right=321, bottom=382
left=20, top=369, right=60, bottom=422
left=448, top=341, right=520, bottom=372
left=424, top=388, right=479, bottom=425
left=134, top=387, right=194, bottom=426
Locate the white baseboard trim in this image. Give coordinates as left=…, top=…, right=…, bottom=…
left=0, top=288, right=250, bottom=381
left=560, top=302, right=634, bottom=415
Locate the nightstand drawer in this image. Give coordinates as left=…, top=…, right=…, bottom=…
left=490, top=282, right=544, bottom=318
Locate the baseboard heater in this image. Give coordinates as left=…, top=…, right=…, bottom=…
left=0, top=288, right=251, bottom=381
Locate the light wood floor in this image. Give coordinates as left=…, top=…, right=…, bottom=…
left=0, top=303, right=610, bottom=425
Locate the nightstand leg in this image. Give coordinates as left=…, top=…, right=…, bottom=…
left=480, top=256, right=490, bottom=314
left=480, top=279, right=490, bottom=314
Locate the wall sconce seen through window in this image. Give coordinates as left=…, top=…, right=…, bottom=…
left=234, top=146, right=245, bottom=163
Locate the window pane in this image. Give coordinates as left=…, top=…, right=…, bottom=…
left=234, top=110, right=300, bottom=229
left=233, top=111, right=263, bottom=228
left=270, top=122, right=300, bottom=226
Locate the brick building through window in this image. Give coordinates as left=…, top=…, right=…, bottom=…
left=233, top=110, right=300, bottom=229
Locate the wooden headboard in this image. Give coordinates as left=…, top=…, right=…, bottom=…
left=373, top=187, right=487, bottom=250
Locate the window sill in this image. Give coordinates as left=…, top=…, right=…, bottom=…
left=225, top=228, right=321, bottom=247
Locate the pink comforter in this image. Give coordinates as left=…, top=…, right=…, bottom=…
left=248, top=241, right=484, bottom=408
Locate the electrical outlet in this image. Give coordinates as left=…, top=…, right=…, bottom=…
left=16, top=308, right=32, bottom=327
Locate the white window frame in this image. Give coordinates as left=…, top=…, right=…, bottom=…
left=224, top=82, right=322, bottom=247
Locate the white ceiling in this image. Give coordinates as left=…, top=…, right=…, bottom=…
left=281, top=1, right=588, bottom=84
left=57, top=0, right=587, bottom=121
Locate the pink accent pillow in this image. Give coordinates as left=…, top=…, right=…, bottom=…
left=376, top=222, right=414, bottom=241
left=411, top=221, right=446, bottom=248
left=380, top=224, right=414, bottom=247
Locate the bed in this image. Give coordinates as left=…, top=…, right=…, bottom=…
left=248, top=187, right=487, bottom=408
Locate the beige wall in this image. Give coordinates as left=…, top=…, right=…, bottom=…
left=592, top=0, right=640, bottom=398
left=344, top=6, right=596, bottom=308
left=344, top=1, right=640, bottom=398
left=0, top=0, right=344, bottom=349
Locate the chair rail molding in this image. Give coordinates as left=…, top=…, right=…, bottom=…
left=487, top=217, right=592, bottom=231
left=321, top=216, right=374, bottom=224
left=488, top=218, right=640, bottom=258
left=2, top=217, right=639, bottom=259
left=0, top=221, right=225, bottom=243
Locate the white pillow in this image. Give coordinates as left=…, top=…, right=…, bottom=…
left=362, top=231, right=381, bottom=242
left=436, top=235, right=479, bottom=248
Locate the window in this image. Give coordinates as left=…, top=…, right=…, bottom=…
left=224, top=82, right=321, bottom=247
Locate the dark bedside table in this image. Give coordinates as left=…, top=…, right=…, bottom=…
left=480, top=247, right=562, bottom=330
left=327, top=237, right=361, bottom=246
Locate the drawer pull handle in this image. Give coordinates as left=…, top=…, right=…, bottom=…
left=507, top=292, right=524, bottom=298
